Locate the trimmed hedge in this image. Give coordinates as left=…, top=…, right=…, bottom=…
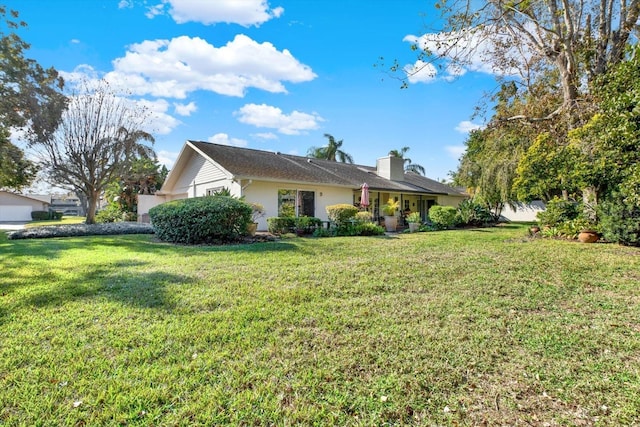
left=325, top=204, right=359, bottom=226
left=428, top=205, right=458, bottom=229
left=149, top=196, right=252, bottom=244
left=267, top=216, right=322, bottom=235
left=31, top=211, right=50, bottom=220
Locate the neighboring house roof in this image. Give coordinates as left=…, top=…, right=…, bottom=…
left=167, top=140, right=464, bottom=197
left=0, top=191, right=51, bottom=205
left=24, top=194, right=53, bottom=204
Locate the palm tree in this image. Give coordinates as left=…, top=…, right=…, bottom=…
left=388, top=146, right=425, bottom=175
left=307, top=133, right=354, bottom=163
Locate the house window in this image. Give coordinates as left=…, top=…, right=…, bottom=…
left=206, top=187, right=224, bottom=196
left=278, top=189, right=296, bottom=217
left=278, top=189, right=315, bottom=217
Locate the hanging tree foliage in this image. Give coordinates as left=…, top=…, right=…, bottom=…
left=0, top=6, right=66, bottom=190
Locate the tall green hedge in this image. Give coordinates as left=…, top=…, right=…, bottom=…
left=149, top=196, right=252, bottom=244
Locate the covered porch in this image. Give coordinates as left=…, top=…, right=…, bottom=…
left=353, top=189, right=439, bottom=226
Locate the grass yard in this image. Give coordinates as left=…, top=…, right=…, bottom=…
left=1, top=224, right=638, bottom=425
left=24, top=216, right=87, bottom=228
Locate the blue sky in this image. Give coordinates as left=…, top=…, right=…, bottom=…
left=9, top=0, right=495, bottom=182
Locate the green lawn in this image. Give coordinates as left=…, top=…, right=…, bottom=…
left=24, top=216, right=86, bottom=228
left=1, top=225, right=638, bottom=425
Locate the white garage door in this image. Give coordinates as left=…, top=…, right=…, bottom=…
left=0, top=205, right=33, bottom=221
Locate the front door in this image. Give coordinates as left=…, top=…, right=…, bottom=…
left=298, top=191, right=315, bottom=217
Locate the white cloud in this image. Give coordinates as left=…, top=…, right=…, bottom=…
left=404, top=60, right=438, bottom=84
left=145, top=4, right=164, bottom=19
left=174, top=101, right=197, bottom=116
left=235, top=103, right=323, bottom=135
left=445, top=145, right=466, bottom=159
left=157, top=149, right=179, bottom=169
left=455, top=120, right=484, bottom=133
left=105, top=34, right=316, bottom=99
left=118, top=0, right=132, bottom=9
left=149, top=0, right=284, bottom=27
left=136, top=98, right=182, bottom=135
left=207, top=133, right=248, bottom=147
left=252, top=132, right=278, bottom=140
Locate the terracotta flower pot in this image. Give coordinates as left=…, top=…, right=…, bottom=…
left=577, top=230, right=599, bottom=243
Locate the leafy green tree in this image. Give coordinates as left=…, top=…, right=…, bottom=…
left=105, top=156, right=167, bottom=217
left=402, top=0, right=640, bottom=213
left=307, top=133, right=353, bottom=163
left=0, top=7, right=66, bottom=190
left=388, top=146, right=425, bottom=175
left=31, top=79, right=155, bottom=224
left=513, top=133, right=579, bottom=202
left=0, top=129, right=37, bottom=190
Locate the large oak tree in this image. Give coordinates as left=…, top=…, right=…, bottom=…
left=31, top=80, right=155, bottom=224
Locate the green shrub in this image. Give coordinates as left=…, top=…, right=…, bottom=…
left=354, top=222, right=385, bottom=236
left=536, top=197, right=580, bottom=227
left=556, top=217, right=596, bottom=239
left=295, top=216, right=322, bottom=234
left=96, top=204, right=125, bottom=223
left=267, top=217, right=322, bottom=235
left=598, top=193, right=640, bottom=246
left=456, top=199, right=495, bottom=226
left=428, top=206, right=458, bottom=229
left=31, top=211, right=50, bottom=221
left=312, top=227, right=334, bottom=237
left=326, top=204, right=359, bottom=226
left=149, top=196, right=251, bottom=244
left=406, top=212, right=422, bottom=224
left=267, top=217, right=296, bottom=234
left=355, top=211, right=373, bottom=223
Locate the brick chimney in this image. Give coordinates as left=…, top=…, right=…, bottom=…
left=376, top=155, right=404, bottom=181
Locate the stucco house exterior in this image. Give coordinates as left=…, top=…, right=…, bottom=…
left=0, top=191, right=51, bottom=222
left=138, top=141, right=467, bottom=230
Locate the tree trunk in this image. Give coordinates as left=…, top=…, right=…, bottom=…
left=582, top=186, right=598, bottom=221
left=85, top=191, right=100, bottom=224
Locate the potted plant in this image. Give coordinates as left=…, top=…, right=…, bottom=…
left=406, top=211, right=421, bottom=232
left=248, top=202, right=265, bottom=236
left=381, top=199, right=399, bottom=232
left=577, top=224, right=600, bottom=243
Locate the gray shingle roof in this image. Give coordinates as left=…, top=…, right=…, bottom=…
left=188, top=140, right=463, bottom=196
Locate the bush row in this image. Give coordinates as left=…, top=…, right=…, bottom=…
left=31, top=211, right=63, bottom=221
left=267, top=216, right=323, bottom=235
left=8, top=223, right=154, bottom=240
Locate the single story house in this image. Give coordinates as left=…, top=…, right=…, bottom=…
left=0, top=191, right=51, bottom=222
left=138, top=141, right=467, bottom=230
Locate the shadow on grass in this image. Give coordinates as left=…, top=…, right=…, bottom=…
left=0, top=233, right=300, bottom=320
left=25, top=262, right=187, bottom=311
left=497, top=223, right=531, bottom=229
